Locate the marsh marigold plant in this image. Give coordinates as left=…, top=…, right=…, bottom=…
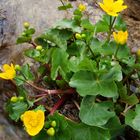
left=113, top=30, right=128, bottom=45
left=21, top=110, right=45, bottom=136
left=5, top=1, right=140, bottom=140
left=0, top=63, right=16, bottom=80
left=99, top=0, right=127, bottom=16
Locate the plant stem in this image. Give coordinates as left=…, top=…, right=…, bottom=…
left=60, top=0, right=65, bottom=6
left=50, top=95, right=67, bottom=115
left=107, top=16, right=116, bottom=41
left=87, top=44, right=95, bottom=58
left=114, top=45, right=119, bottom=58
left=27, top=81, right=76, bottom=95
left=29, top=40, right=37, bottom=48
left=34, top=96, right=44, bottom=102
left=123, top=105, right=133, bottom=114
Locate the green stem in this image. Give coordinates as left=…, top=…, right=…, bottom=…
left=107, top=16, right=116, bottom=41
left=60, top=0, right=65, bottom=6
left=107, top=16, right=112, bottom=41
left=114, top=45, right=119, bottom=58
left=111, top=17, right=116, bottom=28
left=87, top=44, right=95, bottom=58
left=34, top=96, right=44, bottom=103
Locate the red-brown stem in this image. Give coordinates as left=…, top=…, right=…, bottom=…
left=27, top=81, right=76, bottom=95
left=50, top=95, right=67, bottom=115
left=29, top=41, right=37, bottom=48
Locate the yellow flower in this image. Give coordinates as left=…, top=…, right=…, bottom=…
left=21, top=110, right=45, bottom=136
left=98, top=0, right=127, bottom=16
left=113, top=30, right=128, bottom=45
left=0, top=64, right=16, bottom=80
left=78, top=4, right=86, bottom=12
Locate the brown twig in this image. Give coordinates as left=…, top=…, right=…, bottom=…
left=72, top=99, right=80, bottom=110
left=29, top=41, right=37, bottom=48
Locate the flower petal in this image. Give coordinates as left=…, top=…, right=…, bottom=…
left=3, top=64, right=11, bottom=71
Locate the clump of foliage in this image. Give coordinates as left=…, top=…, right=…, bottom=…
left=1, top=0, right=140, bottom=139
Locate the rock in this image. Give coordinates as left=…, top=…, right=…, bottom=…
left=0, top=115, right=30, bottom=140
left=124, top=0, right=140, bottom=20
left=0, top=0, right=65, bottom=65
left=0, top=1, right=66, bottom=140
left=123, top=0, right=140, bottom=49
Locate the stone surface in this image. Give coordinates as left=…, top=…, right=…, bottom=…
left=0, top=0, right=65, bottom=65
left=0, top=0, right=66, bottom=140
left=123, top=0, right=140, bottom=49
left=124, top=0, right=140, bottom=20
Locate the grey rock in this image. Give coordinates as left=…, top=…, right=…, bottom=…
left=0, top=0, right=65, bottom=65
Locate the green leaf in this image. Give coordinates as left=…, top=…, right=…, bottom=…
left=44, top=29, right=72, bottom=50
left=16, top=36, right=31, bottom=44
left=69, top=71, right=118, bottom=97
left=25, top=48, right=54, bottom=63
left=24, top=28, right=35, bottom=35
left=105, top=116, right=124, bottom=140
left=35, top=35, right=49, bottom=48
left=51, top=48, right=70, bottom=81
left=34, top=105, right=46, bottom=112
left=14, top=75, right=25, bottom=86
left=54, top=19, right=81, bottom=32
left=79, top=96, right=115, bottom=126
left=90, top=38, right=104, bottom=55
left=24, top=49, right=40, bottom=58
left=21, top=64, right=35, bottom=81
left=118, top=84, right=139, bottom=106
left=81, top=19, right=94, bottom=30
left=114, top=15, right=127, bottom=30
left=125, top=105, right=140, bottom=132
left=78, top=58, right=97, bottom=72
left=67, top=40, right=86, bottom=57
left=67, top=121, right=110, bottom=140
left=58, top=3, right=73, bottom=10
left=94, top=14, right=110, bottom=33
left=103, top=64, right=122, bottom=82
left=34, top=113, right=110, bottom=140
left=32, top=130, right=47, bottom=140
left=45, top=112, right=70, bottom=140
left=6, top=101, right=28, bottom=121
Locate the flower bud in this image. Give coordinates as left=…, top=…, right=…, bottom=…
left=36, top=45, right=43, bottom=51
left=15, top=64, right=21, bottom=71
left=46, top=127, right=55, bottom=136
left=24, top=22, right=30, bottom=29
left=51, top=120, right=57, bottom=127
left=19, top=96, right=24, bottom=101
left=75, top=33, right=82, bottom=39
left=81, top=34, right=86, bottom=38
left=11, top=96, right=18, bottom=102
